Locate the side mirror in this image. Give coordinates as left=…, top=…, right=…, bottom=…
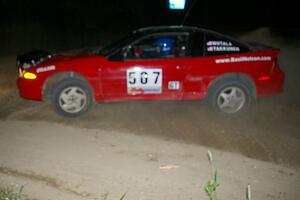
left=121, top=45, right=138, bottom=60
left=122, top=45, right=133, bottom=58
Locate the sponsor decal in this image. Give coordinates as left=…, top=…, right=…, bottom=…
left=127, top=68, right=162, bottom=95
left=215, top=56, right=272, bottom=64
left=36, top=65, right=55, bottom=73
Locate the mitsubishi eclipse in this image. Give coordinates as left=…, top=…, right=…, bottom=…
left=17, top=26, right=285, bottom=117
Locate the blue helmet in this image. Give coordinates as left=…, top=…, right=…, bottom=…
left=154, top=38, right=174, bottom=54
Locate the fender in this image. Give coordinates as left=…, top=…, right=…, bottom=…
left=207, top=72, right=256, bottom=99
left=42, top=71, right=96, bottom=101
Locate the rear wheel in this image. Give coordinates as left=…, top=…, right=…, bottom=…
left=208, top=80, right=252, bottom=114
left=51, top=79, right=93, bottom=117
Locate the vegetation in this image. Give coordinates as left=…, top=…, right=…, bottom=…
left=205, top=150, right=219, bottom=200
left=204, top=150, right=252, bottom=200
left=0, top=185, right=29, bottom=200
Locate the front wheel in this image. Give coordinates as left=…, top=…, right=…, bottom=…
left=51, top=79, right=93, bottom=117
left=208, top=80, right=252, bottom=114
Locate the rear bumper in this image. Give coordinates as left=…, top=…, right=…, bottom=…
left=17, top=78, right=43, bottom=101
left=256, top=67, right=285, bottom=97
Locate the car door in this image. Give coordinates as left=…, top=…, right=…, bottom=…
left=120, top=32, right=189, bottom=100
left=101, top=32, right=191, bottom=101
left=180, top=30, right=207, bottom=100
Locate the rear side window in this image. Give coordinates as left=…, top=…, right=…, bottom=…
left=204, top=32, right=249, bottom=56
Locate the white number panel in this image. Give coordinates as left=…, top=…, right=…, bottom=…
left=127, top=68, right=162, bottom=95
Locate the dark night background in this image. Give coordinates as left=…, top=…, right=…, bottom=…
left=0, top=0, right=299, bottom=55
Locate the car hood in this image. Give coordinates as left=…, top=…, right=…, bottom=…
left=17, top=50, right=52, bottom=69
left=42, top=54, right=75, bottom=64
left=17, top=46, right=103, bottom=69
left=41, top=53, right=105, bottom=65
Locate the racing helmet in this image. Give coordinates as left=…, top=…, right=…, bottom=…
left=154, top=38, right=174, bottom=54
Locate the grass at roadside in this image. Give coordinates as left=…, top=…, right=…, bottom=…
left=0, top=185, right=30, bottom=200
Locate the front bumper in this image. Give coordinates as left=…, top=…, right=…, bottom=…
left=17, top=78, right=43, bottom=101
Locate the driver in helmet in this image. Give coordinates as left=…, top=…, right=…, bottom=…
left=153, top=37, right=175, bottom=58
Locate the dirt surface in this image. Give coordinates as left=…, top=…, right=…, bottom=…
left=0, top=120, right=300, bottom=200
left=0, top=28, right=300, bottom=199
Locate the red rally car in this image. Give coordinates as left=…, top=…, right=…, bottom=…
left=17, top=26, right=285, bottom=117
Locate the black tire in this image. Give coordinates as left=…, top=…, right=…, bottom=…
left=207, top=79, right=252, bottom=114
left=51, top=79, right=93, bottom=118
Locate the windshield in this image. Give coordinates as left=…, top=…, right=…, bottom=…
left=98, top=32, right=142, bottom=56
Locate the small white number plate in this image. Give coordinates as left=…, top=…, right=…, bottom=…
left=127, top=68, right=162, bottom=95
left=168, top=81, right=180, bottom=90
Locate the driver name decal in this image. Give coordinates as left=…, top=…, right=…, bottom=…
left=207, top=40, right=240, bottom=52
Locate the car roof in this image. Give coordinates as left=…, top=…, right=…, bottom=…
left=134, top=26, right=201, bottom=34
left=134, top=26, right=230, bottom=38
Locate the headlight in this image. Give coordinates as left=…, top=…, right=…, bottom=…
left=23, top=72, right=37, bottom=79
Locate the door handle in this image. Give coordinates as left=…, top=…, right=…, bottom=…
left=176, top=65, right=189, bottom=70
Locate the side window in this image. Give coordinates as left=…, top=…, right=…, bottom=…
left=204, top=32, right=249, bottom=56
left=190, top=32, right=204, bottom=57
left=124, top=33, right=189, bottom=60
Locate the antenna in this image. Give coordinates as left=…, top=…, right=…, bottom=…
left=181, top=0, right=198, bottom=26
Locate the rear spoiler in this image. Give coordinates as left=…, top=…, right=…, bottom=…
left=246, top=41, right=278, bottom=52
